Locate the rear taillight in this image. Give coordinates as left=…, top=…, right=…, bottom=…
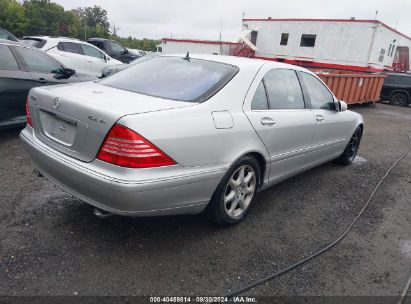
left=97, top=124, right=176, bottom=168
left=26, top=97, right=33, bottom=127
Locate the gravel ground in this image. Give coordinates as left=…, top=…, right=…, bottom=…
left=0, top=103, right=410, bottom=301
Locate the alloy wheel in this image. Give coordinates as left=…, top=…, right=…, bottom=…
left=223, top=165, right=257, bottom=218
left=347, top=128, right=361, bottom=160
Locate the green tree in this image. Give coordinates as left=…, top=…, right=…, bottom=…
left=0, top=0, right=159, bottom=52
left=0, top=0, right=27, bottom=37
left=77, top=5, right=111, bottom=40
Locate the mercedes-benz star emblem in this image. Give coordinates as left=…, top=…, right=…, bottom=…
left=53, top=97, right=61, bottom=109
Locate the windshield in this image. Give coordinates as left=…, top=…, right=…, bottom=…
left=0, top=29, right=18, bottom=42
left=99, top=56, right=239, bottom=102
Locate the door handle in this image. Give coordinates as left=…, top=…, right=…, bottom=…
left=316, top=115, right=325, bottom=122
left=260, top=117, right=276, bottom=126
left=38, top=78, right=48, bottom=84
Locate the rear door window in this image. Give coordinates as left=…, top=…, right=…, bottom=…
left=100, top=56, right=239, bottom=102
left=0, top=45, right=20, bottom=71
left=92, top=41, right=104, bottom=50
left=57, top=42, right=83, bottom=55
left=263, top=69, right=305, bottom=109
left=251, top=81, right=269, bottom=110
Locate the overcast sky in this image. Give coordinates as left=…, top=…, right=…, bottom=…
left=54, top=0, right=411, bottom=41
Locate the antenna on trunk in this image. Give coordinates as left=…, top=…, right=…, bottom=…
left=184, top=51, right=190, bottom=61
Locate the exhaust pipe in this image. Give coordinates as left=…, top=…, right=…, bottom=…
left=33, top=169, right=43, bottom=177
left=93, top=208, right=113, bottom=219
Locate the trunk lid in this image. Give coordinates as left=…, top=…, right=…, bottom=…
left=30, top=81, right=194, bottom=162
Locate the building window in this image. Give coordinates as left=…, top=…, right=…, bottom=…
left=300, top=34, right=316, bottom=47
left=280, top=33, right=289, bottom=46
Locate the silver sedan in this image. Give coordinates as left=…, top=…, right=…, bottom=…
left=20, top=54, right=363, bottom=226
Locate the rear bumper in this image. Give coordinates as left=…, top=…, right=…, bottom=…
left=20, top=128, right=226, bottom=216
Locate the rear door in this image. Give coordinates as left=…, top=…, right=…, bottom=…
left=0, top=44, right=34, bottom=127
left=298, top=71, right=351, bottom=163
left=14, top=46, right=75, bottom=86
left=243, top=68, right=316, bottom=182
left=49, top=42, right=92, bottom=75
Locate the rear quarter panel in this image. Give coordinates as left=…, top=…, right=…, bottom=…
left=117, top=62, right=269, bottom=170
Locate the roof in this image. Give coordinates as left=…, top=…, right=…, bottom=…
left=162, top=38, right=239, bottom=45
left=88, top=38, right=119, bottom=43
left=0, top=39, right=23, bottom=46
left=242, top=18, right=411, bottom=42
left=160, top=53, right=312, bottom=74
left=23, top=36, right=80, bottom=41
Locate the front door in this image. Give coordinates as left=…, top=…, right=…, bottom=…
left=79, top=44, right=108, bottom=75
left=298, top=71, right=351, bottom=164
left=243, top=68, right=316, bottom=182
left=0, top=45, right=34, bottom=127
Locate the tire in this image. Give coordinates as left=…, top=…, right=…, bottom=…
left=389, top=92, right=409, bottom=107
left=336, top=126, right=363, bottom=165
left=205, top=156, right=260, bottom=226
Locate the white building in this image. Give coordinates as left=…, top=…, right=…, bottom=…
left=160, top=38, right=239, bottom=56
left=242, top=18, right=411, bottom=73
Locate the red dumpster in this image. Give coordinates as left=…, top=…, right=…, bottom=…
left=315, top=72, right=386, bottom=105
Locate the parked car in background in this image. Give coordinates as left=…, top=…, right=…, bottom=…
left=21, top=55, right=363, bottom=226
left=128, top=48, right=147, bottom=56
left=88, top=38, right=139, bottom=63
left=0, top=28, right=18, bottom=42
left=101, top=54, right=157, bottom=77
left=21, top=36, right=122, bottom=77
left=0, top=40, right=96, bottom=129
left=380, top=73, right=411, bottom=106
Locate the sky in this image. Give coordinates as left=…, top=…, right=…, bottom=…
left=53, top=0, right=411, bottom=41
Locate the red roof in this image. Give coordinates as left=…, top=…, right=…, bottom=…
left=161, top=38, right=239, bottom=45
left=242, top=18, right=411, bottom=41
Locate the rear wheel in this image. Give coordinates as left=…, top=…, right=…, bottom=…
left=336, top=126, right=362, bottom=165
left=205, top=156, right=260, bottom=226
left=389, top=92, right=409, bottom=107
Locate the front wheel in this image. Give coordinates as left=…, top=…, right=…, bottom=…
left=336, top=126, right=362, bottom=165
left=205, top=156, right=260, bottom=226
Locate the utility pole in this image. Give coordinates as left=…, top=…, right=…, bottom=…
left=219, top=19, right=223, bottom=55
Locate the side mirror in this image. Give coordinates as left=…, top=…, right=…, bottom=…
left=53, top=68, right=75, bottom=79
left=338, top=100, right=348, bottom=112
left=122, top=49, right=129, bottom=55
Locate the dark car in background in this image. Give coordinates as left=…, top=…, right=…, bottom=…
left=0, top=28, right=19, bottom=42
left=0, top=40, right=96, bottom=129
left=88, top=38, right=139, bottom=63
left=380, top=73, right=411, bottom=106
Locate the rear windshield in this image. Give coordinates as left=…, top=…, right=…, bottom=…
left=99, top=56, right=239, bottom=102
left=21, top=38, right=47, bottom=48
